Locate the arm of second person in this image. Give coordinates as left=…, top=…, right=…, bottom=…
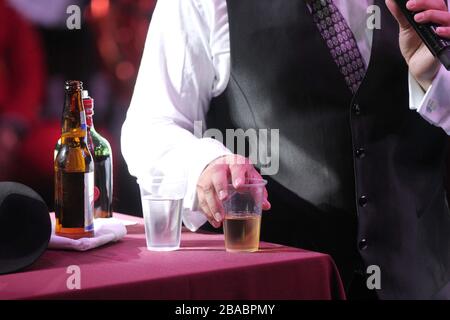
left=121, top=0, right=232, bottom=231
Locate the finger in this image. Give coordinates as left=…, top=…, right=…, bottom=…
left=262, top=187, right=271, bottom=210
left=197, top=188, right=221, bottom=228
left=203, top=185, right=224, bottom=223
left=414, top=10, right=450, bottom=25
left=247, top=170, right=271, bottom=210
left=211, top=168, right=229, bottom=201
left=406, top=0, right=447, bottom=12
left=246, top=169, right=271, bottom=210
left=436, top=26, right=450, bottom=37
left=198, top=195, right=220, bottom=228
left=386, top=0, right=413, bottom=29
left=229, top=163, right=247, bottom=188
left=201, top=205, right=221, bottom=228
left=209, top=219, right=221, bottom=228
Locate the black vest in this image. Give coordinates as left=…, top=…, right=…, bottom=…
left=207, top=0, right=450, bottom=299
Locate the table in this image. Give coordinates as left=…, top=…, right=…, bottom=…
left=0, top=213, right=345, bottom=300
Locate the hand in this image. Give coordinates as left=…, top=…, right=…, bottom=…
left=386, top=0, right=450, bottom=90
left=197, top=154, right=271, bottom=228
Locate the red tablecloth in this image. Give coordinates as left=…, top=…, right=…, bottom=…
left=0, top=213, right=345, bottom=300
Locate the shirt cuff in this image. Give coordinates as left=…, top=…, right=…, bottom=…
left=182, top=137, right=231, bottom=231
left=411, top=67, right=450, bottom=134
left=408, top=71, right=426, bottom=110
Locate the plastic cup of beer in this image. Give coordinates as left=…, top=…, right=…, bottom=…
left=138, top=176, right=187, bottom=251
left=222, top=178, right=267, bottom=253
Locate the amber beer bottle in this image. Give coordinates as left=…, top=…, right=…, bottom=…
left=54, top=80, right=94, bottom=239
left=83, top=90, right=113, bottom=218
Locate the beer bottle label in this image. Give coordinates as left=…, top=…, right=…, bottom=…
left=94, top=186, right=100, bottom=202
left=80, top=111, right=87, bottom=130
left=94, top=156, right=112, bottom=211
left=59, top=171, right=94, bottom=230
left=85, top=171, right=94, bottom=231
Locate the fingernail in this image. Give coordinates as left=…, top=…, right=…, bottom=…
left=234, top=178, right=243, bottom=187
left=214, top=212, right=222, bottom=222
left=219, top=190, right=227, bottom=200
left=436, top=27, right=444, bottom=34
left=415, top=12, right=424, bottom=21
left=406, top=0, right=415, bottom=9
left=210, top=220, right=219, bottom=228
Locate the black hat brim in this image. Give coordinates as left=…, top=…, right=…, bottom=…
left=0, top=182, right=51, bottom=274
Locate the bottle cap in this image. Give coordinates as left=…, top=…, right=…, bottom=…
left=65, top=80, right=83, bottom=91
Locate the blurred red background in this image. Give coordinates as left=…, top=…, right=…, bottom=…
left=0, top=0, right=157, bottom=215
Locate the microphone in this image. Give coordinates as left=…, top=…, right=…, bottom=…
left=0, top=182, right=51, bottom=274
left=394, top=0, right=450, bottom=70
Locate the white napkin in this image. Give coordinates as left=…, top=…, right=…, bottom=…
left=48, top=218, right=127, bottom=251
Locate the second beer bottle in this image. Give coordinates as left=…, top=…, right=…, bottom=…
left=83, top=90, right=113, bottom=218
left=55, top=80, right=94, bottom=239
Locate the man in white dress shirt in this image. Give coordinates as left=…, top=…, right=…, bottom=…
left=122, top=0, right=450, bottom=299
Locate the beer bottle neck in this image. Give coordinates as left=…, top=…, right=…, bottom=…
left=83, top=96, right=95, bottom=129
left=62, top=89, right=87, bottom=139
left=86, top=113, right=94, bottom=129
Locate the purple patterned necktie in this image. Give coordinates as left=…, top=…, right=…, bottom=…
left=309, top=0, right=367, bottom=94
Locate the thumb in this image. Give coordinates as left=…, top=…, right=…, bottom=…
left=262, top=187, right=271, bottom=210
left=386, top=0, right=411, bottom=29
left=262, top=199, right=271, bottom=210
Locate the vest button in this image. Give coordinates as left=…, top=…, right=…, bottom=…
left=356, top=147, right=366, bottom=158
left=353, top=103, right=361, bottom=115
left=359, top=239, right=368, bottom=251
left=358, top=195, right=368, bottom=207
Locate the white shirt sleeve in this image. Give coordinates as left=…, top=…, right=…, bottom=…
left=121, top=0, right=231, bottom=231
left=409, top=67, right=450, bottom=134
left=408, top=3, right=450, bottom=134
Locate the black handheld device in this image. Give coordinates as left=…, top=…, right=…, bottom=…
left=394, top=0, right=450, bottom=70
